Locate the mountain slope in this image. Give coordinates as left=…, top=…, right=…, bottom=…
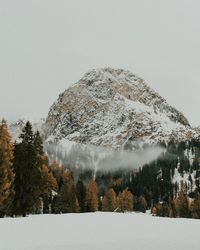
left=45, top=68, right=197, bottom=149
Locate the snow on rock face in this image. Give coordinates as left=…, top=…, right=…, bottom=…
left=9, top=118, right=45, bottom=141
left=45, top=68, right=196, bottom=148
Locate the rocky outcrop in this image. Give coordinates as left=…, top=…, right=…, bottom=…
left=43, top=68, right=197, bottom=148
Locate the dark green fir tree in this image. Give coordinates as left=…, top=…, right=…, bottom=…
left=12, top=122, right=43, bottom=216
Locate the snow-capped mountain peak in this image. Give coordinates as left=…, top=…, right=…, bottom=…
left=44, top=68, right=197, bottom=148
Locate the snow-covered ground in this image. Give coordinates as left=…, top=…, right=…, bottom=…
left=0, top=213, right=200, bottom=250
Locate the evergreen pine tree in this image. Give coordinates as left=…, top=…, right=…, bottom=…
left=137, top=195, right=147, bottom=213
left=34, top=131, right=44, bottom=155
left=12, top=122, right=43, bottom=216
left=76, top=179, right=86, bottom=213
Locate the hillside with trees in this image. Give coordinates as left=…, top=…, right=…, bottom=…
left=0, top=119, right=200, bottom=219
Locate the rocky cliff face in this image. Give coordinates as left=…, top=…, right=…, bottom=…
left=44, top=68, right=198, bottom=148
left=44, top=68, right=197, bottom=149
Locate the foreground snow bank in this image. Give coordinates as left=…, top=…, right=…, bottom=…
left=0, top=212, right=200, bottom=250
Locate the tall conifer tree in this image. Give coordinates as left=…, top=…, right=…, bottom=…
left=12, top=122, right=42, bottom=216
left=102, top=188, right=117, bottom=212
left=118, top=188, right=133, bottom=212
left=0, top=119, right=15, bottom=217
left=55, top=170, right=79, bottom=213
left=76, top=179, right=86, bottom=213
left=84, top=180, right=98, bottom=212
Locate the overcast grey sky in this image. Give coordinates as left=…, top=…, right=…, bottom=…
left=0, top=0, right=200, bottom=125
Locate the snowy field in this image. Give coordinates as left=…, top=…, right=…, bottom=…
left=0, top=212, right=200, bottom=250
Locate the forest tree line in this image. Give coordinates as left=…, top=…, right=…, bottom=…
left=0, top=119, right=200, bottom=219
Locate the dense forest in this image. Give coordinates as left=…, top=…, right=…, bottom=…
left=0, top=119, right=200, bottom=219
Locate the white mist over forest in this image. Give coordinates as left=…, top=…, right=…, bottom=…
left=45, top=139, right=165, bottom=173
